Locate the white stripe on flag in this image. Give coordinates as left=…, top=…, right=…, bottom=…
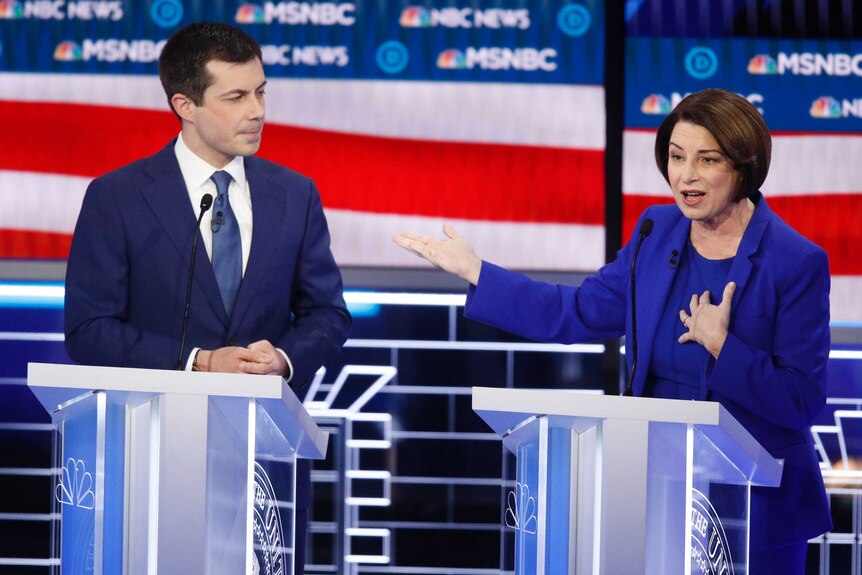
left=0, top=170, right=88, bottom=232
left=325, top=209, right=605, bottom=271
left=623, top=130, right=862, bottom=196
left=0, top=73, right=605, bottom=149
left=831, top=276, right=862, bottom=324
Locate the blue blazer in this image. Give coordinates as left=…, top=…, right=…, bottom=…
left=64, top=141, right=351, bottom=388
left=465, top=193, right=832, bottom=548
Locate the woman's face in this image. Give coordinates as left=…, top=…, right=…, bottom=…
left=668, top=121, right=742, bottom=227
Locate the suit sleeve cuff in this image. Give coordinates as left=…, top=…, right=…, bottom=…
left=276, top=348, right=294, bottom=382
left=184, top=347, right=201, bottom=371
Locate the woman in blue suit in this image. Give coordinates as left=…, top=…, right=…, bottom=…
left=394, top=89, right=831, bottom=573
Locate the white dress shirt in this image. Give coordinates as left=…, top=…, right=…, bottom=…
left=174, top=133, right=253, bottom=273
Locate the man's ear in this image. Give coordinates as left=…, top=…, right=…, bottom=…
left=171, top=93, right=196, bottom=122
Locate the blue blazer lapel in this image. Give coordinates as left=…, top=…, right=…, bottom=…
left=229, top=160, right=285, bottom=331
left=141, top=143, right=229, bottom=327
left=632, top=213, right=691, bottom=396
left=727, top=193, right=770, bottom=314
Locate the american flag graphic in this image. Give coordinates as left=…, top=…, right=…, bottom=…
left=0, top=73, right=606, bottom=272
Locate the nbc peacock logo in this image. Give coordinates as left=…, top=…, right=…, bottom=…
left=54, top=41, right=84, bottom=62
left=747, top=54, right=777, bottom=74
left=0, top=0, right=23, bottom=19
left=436, top=49, right=467, bottom=70
left=641, top=94, right=672, bottom=115
left=400, top=6, right=431, bottom=27
left=235, top=3, right=265, bottom=24
left=809, top=96, right=842, bottom=119
left=56, top=458, right=96, bottom=509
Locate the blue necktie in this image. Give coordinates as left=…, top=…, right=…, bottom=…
left=210, top=171, right=242, bottom=316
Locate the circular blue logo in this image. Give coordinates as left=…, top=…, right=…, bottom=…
left=685, top=47, right=718, bottom=79
left=557, top=4, right=591, bottom=37
left=150, top=0, right=184, bottom=28
left=376, top=41, right=409, bottom=74
left=252, top=463, right=285, bottom=575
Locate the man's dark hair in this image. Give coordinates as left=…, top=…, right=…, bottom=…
left=158, top=22, right=262, bottom=118
left=654, top=88, right=771, bottom=202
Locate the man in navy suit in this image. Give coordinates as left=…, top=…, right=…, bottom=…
left=64, top=22, right=350, bottom=574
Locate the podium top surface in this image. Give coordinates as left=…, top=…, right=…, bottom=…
left=472, top=386, right=783, bottom=486
left=27, top=362, right=328, bottom=459
left=473, top=387, right=729, bottom=429
left=28, top=362, right=286, bottom=399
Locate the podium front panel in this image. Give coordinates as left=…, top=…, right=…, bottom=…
left=644, top=421, right=689, bottom=574
left=510, top=428, right=540, bottom=573
left=51, top=392, right=126, bottom=575
left=690, top=423, right=751, bottom=575
left=204, top=396, right=252, bottom=574
left=506, top=416, right=597, bottom=575
left=252, top=398, right=298, bottom=575
left=644, top=422, right=751, bottom=575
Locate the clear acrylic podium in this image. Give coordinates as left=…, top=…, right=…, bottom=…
left=473, top=387, right=783, bottom=575
left=27, top=362, right=328, bottom=575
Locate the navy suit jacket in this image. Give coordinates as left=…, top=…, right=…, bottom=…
left=64, top=141, right=351, bottom=388
left=465, top=193, right=832, bottom=548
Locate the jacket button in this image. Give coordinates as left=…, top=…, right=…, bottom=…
left=228, top=339, right=237, bottom=346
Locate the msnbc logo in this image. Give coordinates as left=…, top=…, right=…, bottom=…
left=236, top=3, right=265, bottom=23
left=810, top=97, right=842, bottom=119
left=400, top=6, right=430, bottom=27
left=435, top=47, right=556, bottom=72
left=54, top=41, right=83, bottom=61
left=641, top=94, right=672, bottom=115
left=747, top=54, right=777, bottom=74
left=0, top=0, right=23, bottom=18
left=750, top=52, right=862, bottom=77
left=234, top=2, right=355, bottom=25
left=437, top=49, right=466, bottom=69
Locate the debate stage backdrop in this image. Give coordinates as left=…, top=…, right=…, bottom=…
left=0, top=0, right=860, bottom=323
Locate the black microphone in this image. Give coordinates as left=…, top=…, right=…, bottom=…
left=622, top=218, right=654, bottom=396
left=668, top=249, right=680, bottom=269
left=176, top=193, right=214, bottom=370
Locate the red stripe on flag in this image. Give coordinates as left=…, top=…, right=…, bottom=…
left=1, top=101, right=605, bottom=225
left=2, top=100, right=179, bottom=177
left=622, top=194, right=861, bottom=275
left=0, top=229, right=72, bottom=260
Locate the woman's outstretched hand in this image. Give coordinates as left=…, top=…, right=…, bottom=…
left=393, top=223, right=483, bottom=285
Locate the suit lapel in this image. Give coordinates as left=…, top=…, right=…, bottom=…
left=727, top=193, right=770, bottom=314
left=141, top=143, right=228, bottom=327
left=633, top=214, right=691, bottom=396
left=229, top=160, right=285, bottom=331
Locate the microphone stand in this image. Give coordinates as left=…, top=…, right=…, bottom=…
left=622, top=218, right=653, bottom=396
left=175, top=194, right=213, bottom=370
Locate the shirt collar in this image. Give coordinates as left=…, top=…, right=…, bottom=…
left=174, top=133, right=247, bottom=192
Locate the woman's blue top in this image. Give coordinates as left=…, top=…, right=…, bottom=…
left=644, top=240, right=734, bottom=400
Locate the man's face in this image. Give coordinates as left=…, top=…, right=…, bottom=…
left=183, top=58, right=266, bottom=168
